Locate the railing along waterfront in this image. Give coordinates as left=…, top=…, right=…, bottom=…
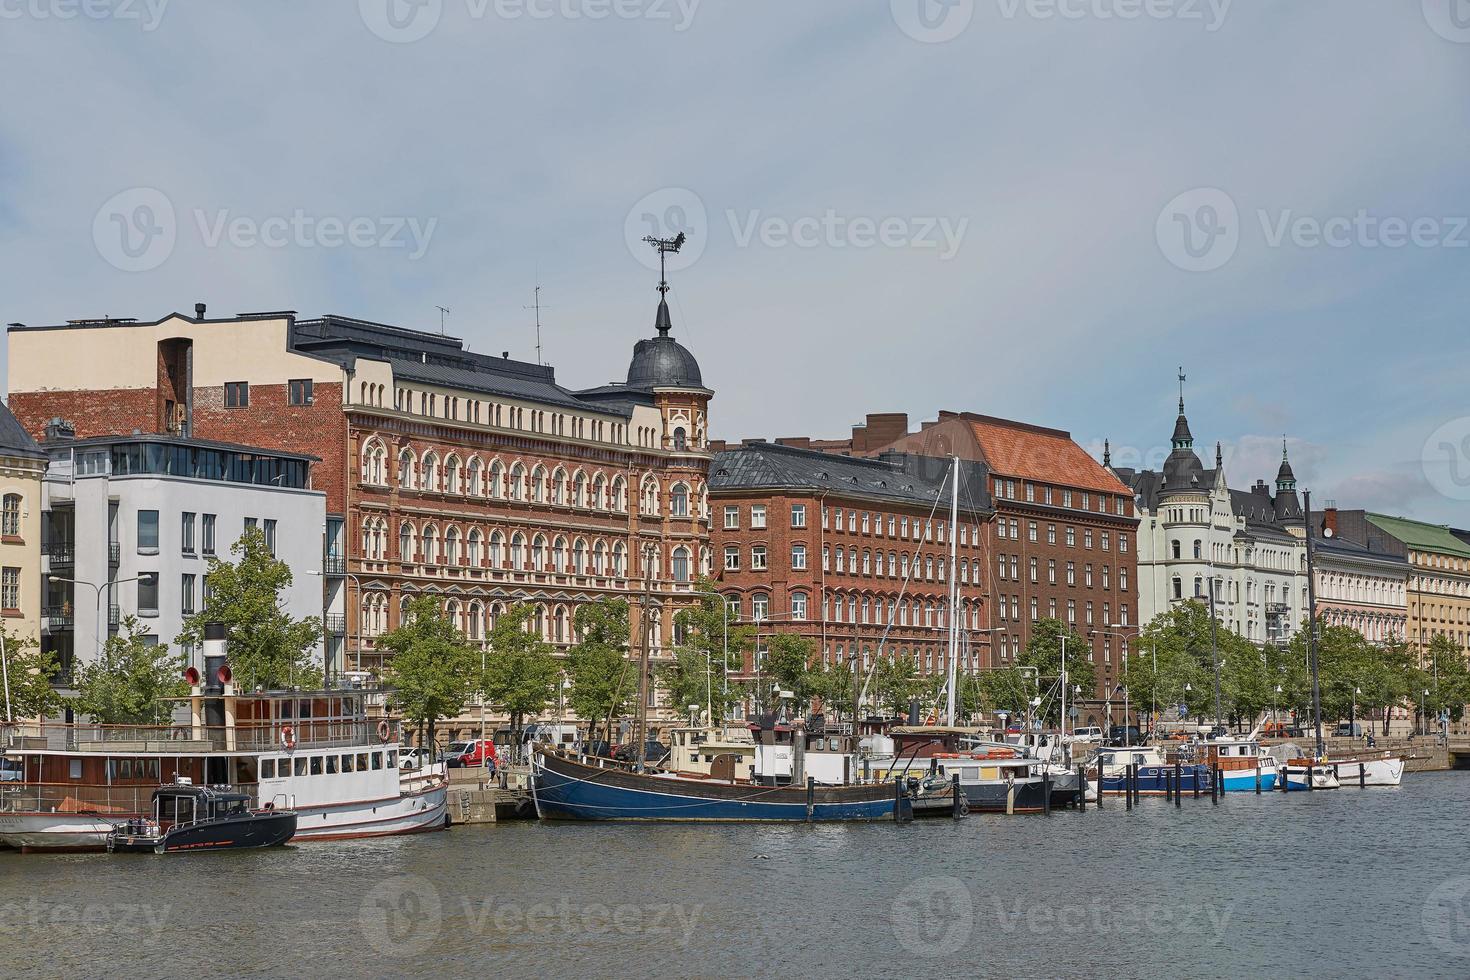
left=0, top=782, right=261, bottom=817
left=2, top=720, right=381, bottom=754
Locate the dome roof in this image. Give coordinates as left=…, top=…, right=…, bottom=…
left=626, top=298, right=703, bottom=389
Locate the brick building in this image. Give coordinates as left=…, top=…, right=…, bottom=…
left=6, top=291, right=713, bottom=716
left=708, top=442, right=994, bottom=699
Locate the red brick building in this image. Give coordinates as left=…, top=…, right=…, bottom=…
left=7, top=295, right=713, bottom=715
left=709, top=442, right=995, bottom=696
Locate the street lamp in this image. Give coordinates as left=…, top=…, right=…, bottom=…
left=1116, top=685, right=1130, bottom=745
left=1352, top=686, right=1361, bottom=740
left=47, top=573, right=149, bottom=665
left=1421, top=688, right=1430, bottom=737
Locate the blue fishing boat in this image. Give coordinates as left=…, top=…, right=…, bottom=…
left=1204, top=738, right=1280, bottom=792
left=531, top=749, right=911, bottom=822
left=1090, top=747, right=1212, bottom=796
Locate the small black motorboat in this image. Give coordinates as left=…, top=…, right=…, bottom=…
left=107, top=780, right=297, bottom=854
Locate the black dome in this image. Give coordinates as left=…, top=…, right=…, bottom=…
left=626, top=297, right=703, bottom=389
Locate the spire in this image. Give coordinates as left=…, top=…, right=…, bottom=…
left=643, top=232, right=686, bottom=338
left=1216, top=442, right=1224, bottom=467
left=1277, top=437, right=1297, bottom=491
left=1171, top=367, right=1194, bottom=451
left=1102, top=439, right=1112, bottom=468
left=654, top=297, right=673, bottom=337
left=1178, top=366, right=1187, bottom=416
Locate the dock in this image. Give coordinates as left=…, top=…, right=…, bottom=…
left=445, top=767, right=537, bottom=825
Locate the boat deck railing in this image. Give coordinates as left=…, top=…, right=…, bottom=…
left=2, top=721, right=378, bottom=754
left=0, top=781, right=268, bottom=818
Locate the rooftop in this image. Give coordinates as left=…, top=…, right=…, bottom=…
left=955, top=413, right=1132, bottom=496
left=1366, top=513, right=1470, bottom=561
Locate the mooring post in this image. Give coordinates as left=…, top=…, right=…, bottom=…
left=1174, top=761, right=1182, bottom=809
left=1306, top=764, right=1315, bottom=792
left=1255, top=764, right=1261, bottom=794
left=952, top=773, right=963, bottom=819
left=1077, top=764, right=1087, bottom=812
left=1125, top=765, right=1134, bottom=811
left=1043, top=771, right=1052, bottom=816
left=806, top=775, right=815, bottom=823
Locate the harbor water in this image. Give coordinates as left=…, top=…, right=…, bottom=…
left=4, top=772, right=1469, bottom=978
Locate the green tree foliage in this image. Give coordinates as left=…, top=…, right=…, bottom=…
left=872, top=654, right=925, bottom=717
left=379, top=596, right=479, bottom=750
left=761, top=633, right=820, bottom=708
left=175, top=528, right=322, bottom=690
left=568, top=599, right=633, bottom=746
left=1422, top=634, right=1470, bottom=726
left=73, top=617, right=187, bottom=725
left=666, top=581, right=753, bottom=723
left=0, top=625, right=61, bottom=720
left=1019, top=619, right=1095, bottom=726
left=808, top=661, right=857, bottom=720
left=482, top=603, right=559, bottom=735
left=976, top=667, right=1033, bottom=722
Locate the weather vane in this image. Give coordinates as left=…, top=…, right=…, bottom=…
left=643, top=232, right=687, bottom=297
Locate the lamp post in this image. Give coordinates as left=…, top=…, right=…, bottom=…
left=1421, top=688, right=1429, bottom=737
left=1273, top=684, right=1283, bottom=731
left=1116, top=685, right=1130, bottom=745
left=1090, top=626, right=1141, bottom=736
left=1352, top=686, right=1361, bottom=740
left=47, top=573, right=149, bottom=667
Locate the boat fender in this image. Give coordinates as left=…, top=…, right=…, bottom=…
left=377, top=720, right=393, bottom=742
left=958, top=801, right=970, bottom=816
left=281, top=725, right=296, bottom=751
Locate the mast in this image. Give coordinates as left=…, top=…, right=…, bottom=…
left=634, top=545, right=656, bottom=771
left=1209, top=577, right=1222, bottom=732
left=945, top=455, right=961, bottom=725
left=1304, top=489, right=1324, bottom=758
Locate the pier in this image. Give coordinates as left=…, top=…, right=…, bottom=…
left=446, top=768, right=536, bottom=824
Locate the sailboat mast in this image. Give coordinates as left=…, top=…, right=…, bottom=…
left=946, top=456, right=960, bottom=725
left=1304, top=489, right=1324, bottom=758
left=634, top=545, right=655, bottom=771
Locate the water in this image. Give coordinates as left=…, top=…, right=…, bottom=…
left=4, top=773, right=1469, bottom=979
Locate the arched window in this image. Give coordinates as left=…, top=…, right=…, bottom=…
left=641, top=477, right=659, bottom=516
left=612, top=542, right=627, bottom=577
left=573, top=539, right=587, bottom=575
left=673, top=426, right=687, bottom=451
left=421, top=525, right=438, bottom=564
left=399, top=522, right=414, bottom=562
left=466, top=458, right=483, bottom=496
left=1171, top=540, right=1181, bottom=560
left=509, top=463, right=526, bottom=501
left=467, top=529, right=482, bottom=567
left=1193, top=539, right=1203, bottom=560
left=531, top=534, right=547, bottom=571
left=791, top=590, right=808, bottom=621
left=672, top=547, right=691, bottom=583
left=445, top=456, right=462, bottom=494
left=444, top=527, right=460, bottom=566
left=551, top=468, right=567, bottom=505
left=421, top=453, right=439, bottom=492
left=531, top=466, right=547, bottom=503
left=467, top=602, right=483, bottom=641
left=489, top=531, right=504, bottom=569
left=611, top=476, right=627, bottom=512
left=490, top=460, right=506, bottom=499
left=670, top=483, right=689, bottom=518
left=552, top=536, right=568, bottom=573
left=751, top=593, right=770, bottom=621
left=510, top=533, right=526, bottom=570
left=592, top=474, right=606, bottom=510
left=593, top=540, right=608, bottom=576
left=360, top=440, right=385, bottom=486
left=573, top=471, right=587, bottom=508
left=397, top=449, right=415, bottom=490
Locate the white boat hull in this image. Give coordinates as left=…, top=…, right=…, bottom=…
left=1325, top=756, right=1405, bottom=787
left=1283, top=765, right=1341, bottom=791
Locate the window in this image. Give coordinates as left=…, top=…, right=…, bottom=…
left=181, top=574, right=196, bottom=615
left=724, top=546, right=740, bottom=571
left=672, top=548, right=691, bottom=584
left=202, top=514, right=216, bottom=555
left=138, top=572, right=159, bottom=616
left=724, top=506, right=740, bottom=530
left=288, top=379, right=313, bottom=406
left=751, top=546, right=768, bottom=571
left=137, top=510, right=159, bottom=554
left=791, top=544, right=807, bottom=570
left=751, top=593, right=770, bottom=621
left=0, top=495, right=19, bottom=537
left=181, top=512, right=196, bottom=554
left=791, top=592, right=808, bottom=621
left=791, top=504, right=807, bottom=528
left=670, top=484, right=689, bottom=518
left=751, top=505, right=767, bottom=530
left=224, top=382, right=249, bottom=409
left=264, top=519, right=277, bottom=555
left=0, top=567, right=17, bottom=610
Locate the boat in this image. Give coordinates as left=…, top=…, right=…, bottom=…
left=106, top=780, right=297, bottom=854
left=531, top=747, right=916, bottom=822
left=665, top=724, right=757, bottom=781
left=1281, top=761, right=1342, bottom=791
left=874, top=726, right=1077, bottom=813
left=1318, top=752, right=1404, bottom=788
left=1203, top=737, right=1280, bottom=792
left=0, top=625, right=447, bottom=852
left=1088, top=745, right=1212, bottom=797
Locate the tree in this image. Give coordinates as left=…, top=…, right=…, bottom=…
left=808, top=661, right=856, bottom=720
left=1019, top=619, right=1095, bottom=726
left=379, top=596, right=478, bottom=752
left=976, top=667, right=1033, bottom=723
left=0, top=625, right=61, bottom=720
left=175, top=528, right=322, bottom=690
left=872, top=654, right=925, bottom=718
left=670, top=580, right=752, bottom=723
left=482, top=604, right=559, bottom=737
left=761, top=633, right=820, bottom=711
left=1423, top=634, right=1470, bottom=727
left=568, top=600, right=633, bottom=747
left=73, top=617, right=187, bottom=725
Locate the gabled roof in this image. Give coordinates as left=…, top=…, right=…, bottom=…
left=1366, top=513, right=1470, bottom=560
left=960, top=415, right=1131, bottom=495
left=0, top=400, right=46, bottom=460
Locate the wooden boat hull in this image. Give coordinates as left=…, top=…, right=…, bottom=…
left=532, top=751, right=898, bottom=822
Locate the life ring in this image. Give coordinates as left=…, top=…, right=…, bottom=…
left=934, top=752, right=960, bottom=759
left=926, top=716, right=938, bottom=725
left=281, top=725, right=296, bottom=750
left=377, top=720, right=393, bottom=743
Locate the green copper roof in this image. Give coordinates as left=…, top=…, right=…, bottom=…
left=1366, top=513, right=1470, bottom=560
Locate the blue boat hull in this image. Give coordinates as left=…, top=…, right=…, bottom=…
left=532, top=752, right=897, bottom=822
left=1218, top=769, right=1278, bottom=792
left=1098, top=764, right=1212, bottom=796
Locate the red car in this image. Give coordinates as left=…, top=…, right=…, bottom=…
left=441, top=739, right=498, bottom=769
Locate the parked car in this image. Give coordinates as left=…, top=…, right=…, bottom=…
left=1071, top=726, right=1104, bottom=743
left=0, top=758, right=22, bottom=783
left=1105, top=725, right=1144, bottom=747
left=398, top=748, right=428, bottom=771
left=440, top=739, right=498, bottom=769
left=1261, top=722, right=1305, bottom=739
left=1334, top=722, right=1364, bottom=738
left=613, top=740, right=669, bottom=765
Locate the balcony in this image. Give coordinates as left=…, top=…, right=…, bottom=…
left=324, top=555, right=346, bottom=577
left=108, top=541, right=121, bottom=566
left=108, top=604, right=121, bottom=629
left=43, top=541, right=74, bottom=571
left=43, top=606, right=74, bottom=631
left=325, top=614, right=347, bottom=635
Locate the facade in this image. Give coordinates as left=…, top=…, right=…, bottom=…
left=37, top=431, right=325, bottom=682
left=0, top=401, right=48, bottom=652
left=708, top=442, right=994, bottom=698
left=1364, top=512, right=1470, bottom=659
left=7, top=288, right=712, bottom=715
left=845, top=412, right=1140, bottom=705
left=1310, top=508, right=1409, bottom=645
left=1112, top=392, right=1307, bottom=646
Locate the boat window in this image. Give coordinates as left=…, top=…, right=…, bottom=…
left=326, top=755, right=339, bottom=775
left=387, top=751, right=396, bottom=768
left=300, top=699, right=313, bottom=719
left=357, top=753, right=369, bottom=771
left=280, top=700, right=294, bottom=720
left=294, top=757, right=308, bottom=777
left=69, top=759, right=82, bottom=780
left=372, top=752, right=383, bottom=770
left=310, top=756, right=323, bottom=776
left=261, top=759, right=275, bottom=779
left=343, top=754, right=355, bottom=773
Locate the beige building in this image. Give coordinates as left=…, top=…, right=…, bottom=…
left=0, top=401, right=48, bottom=654
left=1365, top=513, right=1470, bottom=659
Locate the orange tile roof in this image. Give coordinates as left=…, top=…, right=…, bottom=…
left=963, top=415, right=1131, bottom=495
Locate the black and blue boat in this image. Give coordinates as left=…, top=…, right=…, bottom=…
left=532, top=749, right=913, bottom=822
left=1091, top=746, right=1212, bottom=796
left=107, top=781, right=297, bottom=853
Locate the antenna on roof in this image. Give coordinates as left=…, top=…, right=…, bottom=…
left=523, top=284, right=551, bottom=366
left=435, top=306, right=450, bottom=336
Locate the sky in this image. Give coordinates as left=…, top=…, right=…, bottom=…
left=1, top=0, right=1467, bottom=524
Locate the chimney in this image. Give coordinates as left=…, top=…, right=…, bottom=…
left=864, top=413, right=909, bottom=450
left=775, top=437, right=812, bottom=450
left=44, top=418, right=75, bottom=442
left=202, top=622, right=229, bottom=695
left=194, top=302, right=206, bottom=320
left=1323, top=503, right=1339, bottom=539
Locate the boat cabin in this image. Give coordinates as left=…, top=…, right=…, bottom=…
left=667, top=726, right=756, bottom=781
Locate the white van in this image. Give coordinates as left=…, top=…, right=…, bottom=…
left=1071, top=726, right=1104, bottom=743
